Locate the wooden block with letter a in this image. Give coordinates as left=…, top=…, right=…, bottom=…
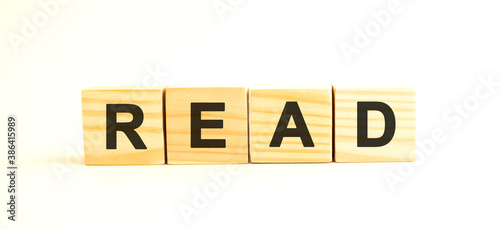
left=334, top=87, right=416, bottom=162
left=82, top=86, right=166, bottom=165
left=165, top=86, right=248, bottom=164
left=249, top=84, right=333, bottom=163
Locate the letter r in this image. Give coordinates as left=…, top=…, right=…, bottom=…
left=106, top=104, right=147, bottom=149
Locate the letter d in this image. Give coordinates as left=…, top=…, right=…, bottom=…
left=353, top=27, right=370, bottom=48
left=370, top=9, right=391, bottom=27
left=39, top=0, right=60, bottom=17
left=192, top=189, right=209, bottom=210
left=210, top=170, right=230, bottom=188
left=21, top=17, right=38, bottom=39
left=357, top=102, right=396, bottom=147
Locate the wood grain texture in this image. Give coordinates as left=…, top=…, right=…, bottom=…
left=249, top=85, right=333, bottom=163
left=165, top=87, right=249, bottom=164
left=334, top=87, right=416, bottom=162
left=82, top=86, right=166, bottom=165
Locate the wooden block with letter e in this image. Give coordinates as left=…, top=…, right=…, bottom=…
left=82, top=86, right=166, bottom=165
left=334, top=87, right=416, bottom=162
left=165, top=86, right=248, bottom=164
left=249, top=84, right=333, bottom=163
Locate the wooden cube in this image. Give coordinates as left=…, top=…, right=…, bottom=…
left=165, top=86, right=248, bottom=164
left=334, top=87, right=416, bottom=162
left=249, top=85, right=333, bottom=163
left=82, top=86, right=166, bottom=165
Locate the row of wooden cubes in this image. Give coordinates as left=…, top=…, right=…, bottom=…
left=82, top=85, right=416, bottom=165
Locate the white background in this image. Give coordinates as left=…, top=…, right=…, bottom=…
left=1, top=0, right=500, bottom=228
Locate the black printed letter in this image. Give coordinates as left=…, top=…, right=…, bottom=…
left=357, top=102, right=396, bottom=147
left=106, top=104, right=147, bottom=149
left=191, top=103, right=226, bottom=148
left=270, top=101, right=314, bottom=147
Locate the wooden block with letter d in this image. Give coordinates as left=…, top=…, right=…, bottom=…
left=165, top=86, right=249, bottom=164
left=249, top=85, right=333, bottom=163
left=334, top=87, right=416, bottom=162
left=82, top=86, right=166, bottom=165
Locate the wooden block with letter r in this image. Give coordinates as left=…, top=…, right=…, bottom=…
left=82, top=86, right=166, bottom=165
left=334, top=87, right=416, bottom=162
left=165, top=86, right=249, bottom=164
left=249, top=84, right=333, bottom=163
